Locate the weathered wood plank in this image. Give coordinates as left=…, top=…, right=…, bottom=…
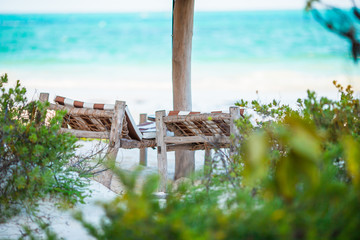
left=163, top=113, right=230, bottom=123
left=166, top=143, right=230, bottom=152
left=102, top=101, right=126, bottom=189
left=156, top=110, right=168, bottom=192
left=230, top=106, right=241, bottom=157
left=139, top=113, right=148, bottom=166
left=39, top=93, right=49, bottom=103
left=39, top=93, right=50, bottom=124
left=49, top=103, right=113, bottom=118
left=204, top=149, right=212, bottom=176
left=59, top=129, right=109, bottom=139
left=172, top=0, right=194, bottom=111
left=172, top=0, right=196, bottom=182
left=120, top=138, right=156, bottom=149
left=164, top=136, right=230, bottom=145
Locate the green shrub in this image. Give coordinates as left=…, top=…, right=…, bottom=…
left=0, top=74, right=86, bottom=221
left=69, top=83, right=360, bottom=240
left=234, top=81, right=360, bottom=182
left=72, top=132, right=360, bottom=240
left=27, top=82, right=359, bottom=240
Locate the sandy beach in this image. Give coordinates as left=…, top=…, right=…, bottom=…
left=0, top=139, right=208, bottom=239
left=3, top=61, right=360, bottom=122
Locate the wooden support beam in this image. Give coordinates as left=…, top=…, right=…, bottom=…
left=164, top=113, right=230, bottom=123
left=229, top=106, right=241, bottom=157
left=119, top=138, right=156, bottom=149
left=139, top=113, right=148, bottom=166
left=172, top=0, right=195, bottom=180
left=39, top=93, right=50, bottom=125
left=101, top=101, right=126, bottom=190
left=59, top=129, right=109, bottom=139
left=156, top=110, right=168, bottom=192
left=204, top=149, right=212, bottom=176
left=172, top=0, right=194, bottom=109
left=39, top=92, right=49, bottom=103
left=48, top=103, right=113, bottom=118
left=164, top=136, right=230, bottom=145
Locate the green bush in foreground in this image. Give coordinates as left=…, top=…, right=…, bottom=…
left=72, top=130, right=359, bottom=240
left=67, top=83, right=359, bottom=240
left=0, top=74, right=86, bottom=221
left=24, top=82, right=359, bottom=240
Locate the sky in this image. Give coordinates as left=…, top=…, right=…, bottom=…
left=0, top=0, right=335, bottom=13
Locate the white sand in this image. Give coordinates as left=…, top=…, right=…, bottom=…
left=0, top=177, right=115, bottom=239
left=0, top=140, right=207, bottom=239
left=2, top=63, right=360, bottom=124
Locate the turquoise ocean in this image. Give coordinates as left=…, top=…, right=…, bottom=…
left=0, top=10, right=359, bottom=113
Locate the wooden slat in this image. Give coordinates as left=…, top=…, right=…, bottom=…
left=120, top=138, right=156, bottom=149
left=39, top=93, right=49, bottom=103
left=230, top=106, right=241, bottom=156
left=104, top=101, right=126, bottom=189
left=39, top=93, right=50, bottom=125
left=49, top=103, right=113, bottom=118
left=163, top=113, right=230, bottom=123
left=204, top=149, right=212, bottom=176
left=108, top=101, right=126, bottom=152
left=164, top=136, right=230, bottom=145
left=166, top=143, right=230, bottom=152
left=156, top=110, right=168, bottom=192
left=59, top=128, right=109, bottom=139
left=139, top=113, right=148, bottom=166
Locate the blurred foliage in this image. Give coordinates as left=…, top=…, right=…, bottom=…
left=0, top=74, right=87, bottom=222
left=306, top=0, right=360, bottom=62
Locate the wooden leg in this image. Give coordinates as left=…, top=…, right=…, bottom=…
left=156, top=110, right=167, bottom=192
left=204, top=149, right=212, bottom=176
left=39, top=92, right=49, bottom=103
left=229, top=106, right=241, bottom=158
left=39, top=93, right=50, bottom=125
left=139, top=113, right=148, bottom=166
left=101, top=101, right=126, bottom=189
left=175, top=151, right=195, bottom=180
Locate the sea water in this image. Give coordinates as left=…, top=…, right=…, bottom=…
left=0, top=10, right=359, bottom=113
left=0, top=11, right=354, bottom=65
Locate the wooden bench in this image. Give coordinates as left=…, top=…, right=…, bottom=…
left=39, top=93, right=156, bottom=189
left=155, top=107, right=242, bottom=191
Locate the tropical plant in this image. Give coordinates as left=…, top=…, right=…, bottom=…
left=0, top=74, right=86, bottom=221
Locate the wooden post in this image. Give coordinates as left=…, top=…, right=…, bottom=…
left=172, top=0, right=195, bottom=180
left=101, top=101, right=126, bottom=189
left=39, top=93, right=49, bottom=103
left=229, top=106, right=241, bottom=157
left=204, top=149, right=212, bottom=176
left=39, top=93, right=49, bottom=125
left=139, top=113, right=147, bottom=166
left=156, top=110, right=168, bottom=192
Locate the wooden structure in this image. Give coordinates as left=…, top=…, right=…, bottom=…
left=155, top=107, right=242, bottom=191
left=39, top=93, right=156, bottom=189
left=172, top=0, right=196, bottom=180
left=139, top=113, right=148, bottom=166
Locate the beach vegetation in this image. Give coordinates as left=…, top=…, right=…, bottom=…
left=67, top=82, right=360, bottom=240
left=0, top=74, right=87, bottom=222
